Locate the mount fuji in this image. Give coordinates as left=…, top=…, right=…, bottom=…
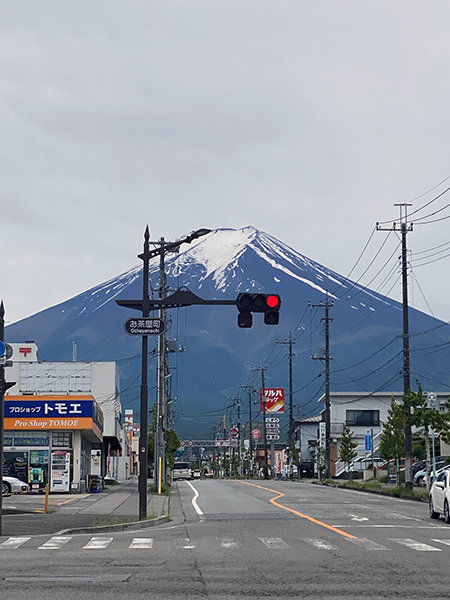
left=5, top=226, right=450, bottom=438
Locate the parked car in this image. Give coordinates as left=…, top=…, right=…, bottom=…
left=191, top=469, right=201, bottom=479
left=429, top=468, right=450, bottom=523
left=2, top=476, right=29, bottom=495
left=414, top=461, right=450, bottom=486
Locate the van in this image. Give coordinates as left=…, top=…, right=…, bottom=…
left=172, top=462, right=192, bottom=480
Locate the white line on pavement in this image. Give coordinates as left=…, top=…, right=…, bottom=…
left=185, top=480, right=204, bottom=516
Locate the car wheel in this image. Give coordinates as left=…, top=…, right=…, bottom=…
left=417, top=476, right=425, bottom=487
left=444, top=500, right=450, bottom=525
left=429, top=496, right=440, bottom=519
left=2, top=481, right=11, bottom=495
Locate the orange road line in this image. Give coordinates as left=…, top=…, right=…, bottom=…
left=55, top=494, right=89, bottom=506
left=238, top=481, right=357, bottom=540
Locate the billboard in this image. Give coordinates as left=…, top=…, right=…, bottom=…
left=260, top=388, right=285, bottom=413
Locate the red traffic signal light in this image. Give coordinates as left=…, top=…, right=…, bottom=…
left=236, top=293, right=281, bottom=327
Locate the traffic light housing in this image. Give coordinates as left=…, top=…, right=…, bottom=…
left=236, top=293, right=281, bottom=327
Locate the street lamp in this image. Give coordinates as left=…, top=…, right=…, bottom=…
left=151, top=229, right=211, bottom=493
left=116, top=227, right=210, bottom=520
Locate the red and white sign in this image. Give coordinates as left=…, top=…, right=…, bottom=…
left=260, top=388, right=285, bottom=413
left=230, top=427, right=239, bottom=439
left=251, top=428, right=261, bottom=439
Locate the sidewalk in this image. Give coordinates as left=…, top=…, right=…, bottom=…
left=0, top=475, right=171, bottom=537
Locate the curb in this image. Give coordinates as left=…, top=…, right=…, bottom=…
left=312, top=480, right=427, bottom=502
left=56, top=514, right=171, bottom=536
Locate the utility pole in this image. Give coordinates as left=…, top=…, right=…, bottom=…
left=377, top=204, right=413, bottom=489
left=279, top=332, right=295, bottom=460
left=155, top=237, right=168, bottom=494
left=241, top=385, right=255, bottom=475
left=311, top=293, right=333, bottom=479
left=253, top=367, right=269, bottom=478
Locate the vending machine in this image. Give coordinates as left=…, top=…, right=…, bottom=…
left=50, top=451, right=71, bottom=492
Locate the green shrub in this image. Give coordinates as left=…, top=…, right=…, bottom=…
left=362, top=481, right=382, bottom=490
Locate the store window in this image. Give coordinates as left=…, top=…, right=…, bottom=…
left=346, top=410, right=380, bottom=427
left=51, top=431, right=72, bottom=448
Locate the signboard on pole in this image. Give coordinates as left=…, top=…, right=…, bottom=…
left=319, top=422, right=326, bottom=449
left=260, top=388, right=285, bottom=413
left=124, top=318, right=165, bottom=336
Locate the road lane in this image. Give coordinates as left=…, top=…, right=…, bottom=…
left=1, top=480, right=450, bottom=599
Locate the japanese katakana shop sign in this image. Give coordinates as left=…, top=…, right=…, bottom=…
left=5, top=399, right=94, bottom=418
left=260, top=388, right=285, bottom=413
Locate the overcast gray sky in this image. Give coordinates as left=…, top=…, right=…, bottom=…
left=1, top=1, right=449, bottom=326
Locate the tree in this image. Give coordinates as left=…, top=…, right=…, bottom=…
left=405, top=385, right=450, bottom=489
left=339, top=425, right=358, bottom=479
left=165, top=429, right=181, bottom=469
left=379, top=397, right=405, bottom=484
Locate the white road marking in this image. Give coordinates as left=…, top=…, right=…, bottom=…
left=304, top=538, right=337, bottom=550
left=83, top=536, right=113, bottom=549
left=259, top=537, right=290, bottom=549
left=39, top=536, right=72, bottom=550
left=129, top=538, right=154, bottom=549
left=184, top=480, right=204, bottom=516
left=390, top=538, right=441, bottom=552
left=221, top=538, right=241, bottom=549
left=431, top=538, right=450, bottom=546
left=348, top=514, right=369, bottom=521
left=347, top=537, right=389, bottom=551
left=1, top=537, right=31, bottom=549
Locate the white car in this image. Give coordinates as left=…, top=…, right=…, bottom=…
left=429, top=468, right=450, bottom=524
left=2, top=476, right=30, bottom=495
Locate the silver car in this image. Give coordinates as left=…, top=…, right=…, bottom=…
left=2, top=476, right=30, bottom=495
left=429, top=468, right=450, bottom=524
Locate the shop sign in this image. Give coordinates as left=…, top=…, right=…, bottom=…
left=260, top=388, right=285, bottom=413
left=5, top=399, right=95, bottom=418
left=4, top=417, right=99, bottom=431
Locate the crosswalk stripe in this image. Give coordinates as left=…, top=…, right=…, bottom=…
left=129, top=538, right=154, bottom=549
left=304, top=538, right=337, bottom=550
left=259, top=537, right=290, bottom=549
left=1, top=537, right=31, bottom=549
left=38, top=536, right=72, bottom=550
left=221, top=538, right=241, bottom=549
left=83, top=536, right=113, bottom=549
left=347, top=537, right=389, bottom=551
left=390, top=538, right=441, bottom=552
left=431, top=539, right=450, bottom=546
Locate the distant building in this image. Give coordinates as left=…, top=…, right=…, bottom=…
left=295, top=391, right=450, bottom=477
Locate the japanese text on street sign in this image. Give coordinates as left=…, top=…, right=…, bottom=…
left=124, top=318, right=165, bottom=335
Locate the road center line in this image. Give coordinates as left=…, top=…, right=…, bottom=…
left=185, top=480, right=204, bottom=516
left=238, top=481, right=357, bottom=540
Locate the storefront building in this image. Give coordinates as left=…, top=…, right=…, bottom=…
left=4, top=394, right=103, bottom=493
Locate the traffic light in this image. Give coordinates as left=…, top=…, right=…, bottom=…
left=236, top=293, right=281, bottom=327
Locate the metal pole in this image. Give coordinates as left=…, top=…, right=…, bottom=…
left=138, top=229, right=150, bottom=520
left=324, top=294, right=331, bottom=479
left=288, top=331, right=294, bottom=456
left=400, top=221, right=413, bottom=490
left=261, top=368, right=268, bottom=479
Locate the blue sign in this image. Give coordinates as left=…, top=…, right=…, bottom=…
left=5, top=399, right=94, bottom=419
left=365, top=434, right=372, bottom=451
left=0, top=340, right=5, bottom=357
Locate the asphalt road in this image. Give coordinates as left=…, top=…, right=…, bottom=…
left=1, top=479, right=450, bottom=599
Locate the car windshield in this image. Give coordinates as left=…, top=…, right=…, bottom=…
left=173, top=463, right=189, bottom=470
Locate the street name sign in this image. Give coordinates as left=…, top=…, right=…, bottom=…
left=124, top=318, right=165, bottom=335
